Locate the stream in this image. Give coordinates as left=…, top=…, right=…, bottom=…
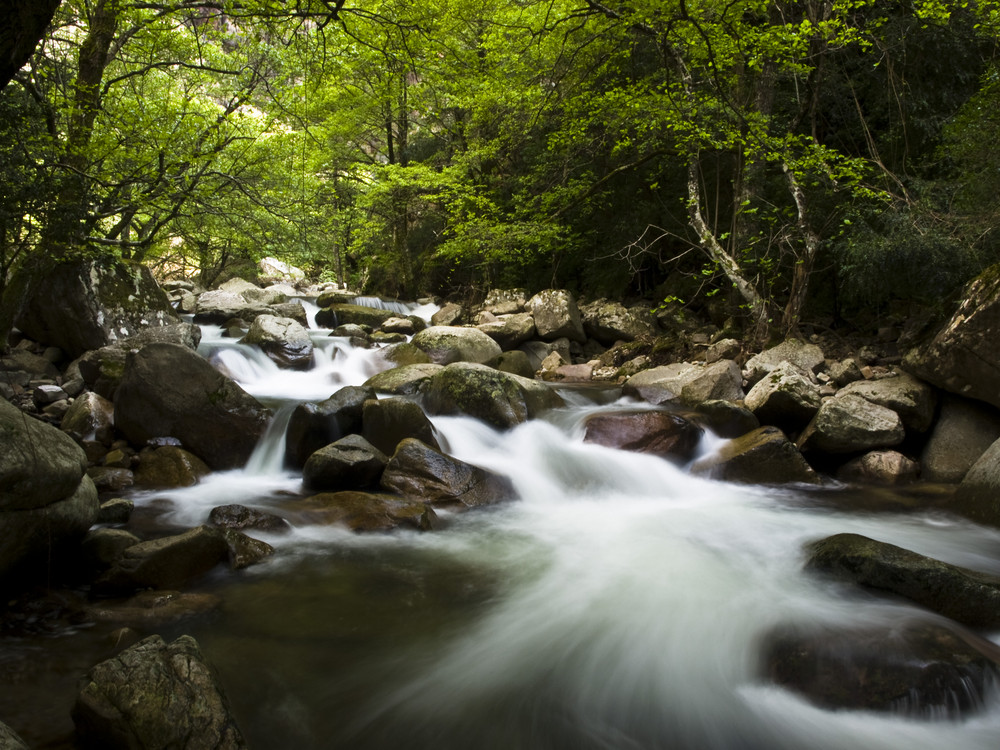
left=5, top=299, right=1000, bottom=749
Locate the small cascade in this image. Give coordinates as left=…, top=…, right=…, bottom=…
left=245, top=403, right=295, bottom=475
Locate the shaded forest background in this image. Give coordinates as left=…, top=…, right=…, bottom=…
left=3, top=0, right=1000, bottom=342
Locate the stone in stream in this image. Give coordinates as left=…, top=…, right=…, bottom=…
left=239, top=313, right=314, bottom=370
left=742, top=361, right=822, bottom=432
left=208, top=504, right=290, bottom=534
left=836, top=450, right=920, bottom=485
left=283, top=385, right=375, bottom=469
left=411, top=325, right=503, bottom=366
left=291, top=491, right=437, bottom=532
left=690, top=426, right=819, bottom=485
left=60, top=391, right=115, bottom=446
left=364, top=363, right=442, bottom=395
left=73, top=634, right=246, bottom=749
left=132, top=445, right=211, bottom=489
left=582, top=410, right=703, bottom=464
left=303, top=434, right=389, bottom=491
left=85, top=589, right=222, bottom=628
left=361, top=397, right=439, bottom=456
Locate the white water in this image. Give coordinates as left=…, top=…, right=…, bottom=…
left=145, top=311, right=1000, bottom=749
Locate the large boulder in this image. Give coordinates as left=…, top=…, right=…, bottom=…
left=837, top=450, right=920, bottom=485
left=302, top=434, right=389, bottom=491
left=481, top=288, right=528, bottom=315
left=114, top=343, right=271, bottom=470
left=364, top=363, right=443, bottom=395
left=411, top=326, right=502, bottom=366
left=133, top=446, right=211, bottom=488
left=291, top=491, right=437, bottom=532
left=691, top=426, right=819, bottom=484
left=951, top=437, right=1000, bottom=528
left=1, top=256, right=179, bottom=359
left=743, top=361, right=822, bottom=431
left=582, top=410, right=703, bottom=464
left=580, top=299, right=656, bottom=345
left=422, top=362, right=564, bottom=429
left=240, top=314, right=314, bottom=370
left=805, top=533, right=1000, bottom=627
left=921, top=395, right=1000, bottom=482
left=259, top=256, right=305, bottom=281
left=314, top=303, right=394, bottom=330
left=192, top=290, right=270, bottom=325
left=904, top=263, right=1000, bottom=409
left=798, top=394, right=905, bottom=455
left=283, top=385, right=375, bottom=469
left=526, top=289, right=586, bottom=343
left=381, top=438, right=515, bottom=510
left=743, top=338, right=825, bottom=386
left=73, top=634, right=246, bottom=749
left=476, top=313, right=537, bottom=350
left=361, top=397, right=439, bottom=455
left=837, top=369, right=936, bottom=433
left=623, top=360, right=744, bottom=407
left=60, top=391, right=115, bottom=445
left=430, top=302, right=464, bottom=327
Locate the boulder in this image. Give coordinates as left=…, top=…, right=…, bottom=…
left=303, top=434, right=389, bottom=491
left=742, top=338, right=825, bottom=386
left=283, top=385, right=375, bottom=469
left=430, top=302, right=464, bottom=326
left=192, top=290, right=271, bottom=325
left=623, top=360, right=745, bottom=407
left=950, top=438, right=1000, bottom=528
left=375, top=342, right=432, bottom=369
left=271, top=300, right=309, bottom=326
left=805, top=533, right=1000, bottom=627
left=476, top=313, right=537, bottom=350
left=133, top=446, right=211, bottom=488
left=837, top=369, right=936, bottom=433
left=837, top=450, right=920, bottom=485
left=0, top=348, right=59, bottom=379
left=904, top=263, right=1000, bottom=409
left=361, top=397, right=439, bottom=455
left=743, top=362, right=822, bottom=431
left=119, top=321, right=202, bottom=350
left=79, top=528, right=141, bottom=575
left=72, top=346, right=129, bottom=401
left=411, top=326, right=503, bottom=366
left=364, top=363, right=443, bottom=396
left=208, top=504, right=290, bottom=534
left=60, top=391, right=115, bottom=445
left=798, top=394, right=905, bottom=454
left=762, top=620, right=1000, bottom=717
left=292, top=491, right=436, bottom=532
left=381, top=438, right=515, bottom=510
left=94, top=525, right=229, bottom=594
left=422, top=362, right=565, bottom=429
left=259, top=256, right=305, bottom=281
left=314, top=303, right=394, bottom=329
left=114, top=343, right=271, bottom=470
left=73, top=634, right=246, bottom=749
left=240, top=314, right=314, bottom=370
left=828, top=357, right=863, bottom=387
left=221, top=529, right=274, bottom=570
left=704, top=338, right=741, bottom=364
left=84, top=590, right=222, bottom=628
left=693, top=399, right=760, bottom=439
left=2, top=256, right=180, bottom=359
left=380, top=316, right=416, bottom=335
left=96, top=497, right=134, bottom=524
left=582, top=410, right=703, bottom=463
left=481, top=288, right=528, bottom=315
left=580, top=299, right=656, bottom=345
left=0, top=721, right=28, bottom=750
left=496, top=350, right=535, bottom=379
left=87, top=466, right=134, bottom=492
left=691, top=426, right=819, bottom=484
left=922, top=395, right=1000, bottom=483
left=526, top=289, right=586, bottom=343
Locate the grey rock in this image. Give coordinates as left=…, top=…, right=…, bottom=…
left=526, top=289, right=586, bottom=343
left=838, top=368, right=936, bottom=433
left=623, top=360, right=745, bottom=407
left=837, top=450, right=920, bottom=485
left=743, top=361, right=822, bottom=430
left=284, top=385, right=375, bottom=469
left=580, top=299, right=656, bottom=345
left=691, top=426, right=819, bottom=484
left=361, top=397, right=439, bottom=456
left=476, top=312, right=537, bottom=350
left=303, top=434, right=389, bottom=491
left=240, top=314, right=314, bottom=370
left=743, top=339, right=825, bottom=386
left=922, top=395, right=1000, bottom=483
left=411, top=326, right=503, bottom=366
left=799, top=393, right=905, bottom=454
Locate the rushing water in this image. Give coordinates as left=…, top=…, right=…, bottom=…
left=7, top=298, right=1000, bottom=749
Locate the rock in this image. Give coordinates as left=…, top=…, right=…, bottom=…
left=580, top=299, right=656, bottom=345
left=370, top=331, right=407, bottom=345
left=209, top=504, right=290, bottom=534
left=364, top=363, right=443, bottom=396
left=221, top=529, right=274, bottom=570
left=72, top=346, right=129, bottom=401
left=60, top=391, right=115, bottom=445
left=951, top=438, right=1000, bottom=528
left=80, top=528, right=141, bottom=574
left=838, top=450, right=920, bottom=485
left=762, top=619, right=1000, bottom=717
left=837, top=368, right=936, bottom=433
left=120, top=321, right=202, bottom=350
left=315, top=289, right=355, bottom=307
left=303, top=434, right=389, bottom=491
left=526, top=289, right=586, bottom=343
left=582, top=410, right=703, bottom=463
left=422, top=362, right=565, bottom=429
left=411, top=326, right=503, bottom=366
left=133, top=446, right=211, bottom=488
left=921, top=395, right=1000, bottom=482
left=361, top=397, right=439, bottom=455
left=376, top=342, right=432, bottom=368
left=536, top=350, right=568, bottom=380
left=477, top=312, right=537, bottom=350
left=218, top=278, right=261, bottom=296
left=704, top=338, right=741, bottom=364
left=240, top=314, right=314, bottom=370
left=94, top=525, right=230, bottom=594
left=904, top=263, right=1000, bottom=409
left=828, top=357, right=863, bottom=387
left=693, top=399, right=760, bottom=438
left=430, top=302, right=464, bottom=326
left=87, top=466, right=134, bottom=492
left=691, top=426, right=819, bottom=484
left=114, top=343, right=271, bottom=470
left=546, top=362, right=595, bottom=383
left=293, top=491, right=437, bottom=532
left=743, top=339, right=825, bottom=386
left=798, top=393, right=905, bottom=454
left=283, top=385, right=375, bottom=469
left=0, top=348, right=59, bottom=379
left=481, top=288, right=528, bottom=315
left=381, top=316, right=416, bottom=335
left=97, top=497, right=134, bottom=524
left=381, top=438, right=515, bottom=510
left=2, top=256, right=180, bottom=359
left=192, top=290, right=271, bottom=325
left=314, top=303, right=394, bottom=329
left=496, top=350, right=535, bottom=379
left=73, top=634, right=246, bottom=749
left=0, top=721, right=28, bottom=750
left=805, top=533, right=1000, bottom=627
left=271, top=300, right=309, bottom=326
left=743, top=362, right=822, bottom=431
left=259, top=256, right=305, bottom=281
left=86, top=591, right=222, bottom=628
left=623, top=360, right=745, bottom=407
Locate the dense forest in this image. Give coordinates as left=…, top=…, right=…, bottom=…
left=3, top=0, right=1000, bottom=341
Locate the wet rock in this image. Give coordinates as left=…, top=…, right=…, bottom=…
left=370, top=331, right=407, bottom=345
left=381, top=316, right=416, bottom=335
left=805, top=533, right=1000, bottom=627
left=921, top=395, right=1000, bottom=483
left=837, top=369, right=936, bottom=433
left=80, top=528, right=141, bottom=574
left=72, top=346, right=129, bottom=401
left=496, top=350, right=535, bottom=379
left=73, top=634, right=246, bottom=749
left=86, top=467, right=134, bottom=492
left=240, top=314, right=314, bottom=370
left=623, top=360, right=744, bottom=407
left=361, top=397, right=439, bottom=455
left=951, top=438, right=1000, bottom=528
left=798, top=394, right=905, bottom=454
left=693, top=399, right=760, bottom=439
left=314, top=303, right=394, bottom=329
left=762, top=619, right=1000, bottom=717
left=303, top=434, right=389, bottom=491
left=422, top=362, right=564, bottom=429
left=481, top=288, right=528, bottom=315
left=580, top=299, right=656, bottom=345
left=96, top=497, right=134, bottom=524
left=364, top=363, right=443, bottom=396
left=583, top=410, right=703, bottom=463
left=208, top=504, right=290, bottom=534
left=477, top=312, right=537, bottom=350
left=221, top=529, right=274, bottom=569
left=133, top=445, right=211, bottom=488
left=526, top=289, right=586, bottom=343
left=691, top=426, right=819, bottom=484
left=430, top=302, right=464, bottom=326
left=376, top=342, right=432, bottom=369
left=284, top=385, right=375, bottom=469
left=61, top=391, right=115, bottom=445
left=837, top=451, right=919, bottom=485
left=743, top=362, right=822, bottom=431
left=94, top=525, right=229, bottom=594
left=293, top=491, right=437, bottom=532
left=411, top=326, right=502, bottom=366
left=381, top=438, right=515, bottom=510
left=114, top=343, right=271, bottom=470
left=743, top=339, right=825, bottom=387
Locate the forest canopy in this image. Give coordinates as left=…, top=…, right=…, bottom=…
left=3, top=0, right=1000, bottom=339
